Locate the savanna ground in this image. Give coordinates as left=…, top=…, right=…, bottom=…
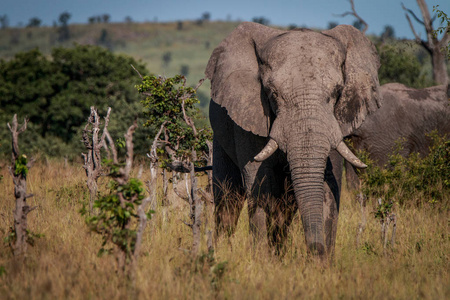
left=0, top=160, right=448, bottom=299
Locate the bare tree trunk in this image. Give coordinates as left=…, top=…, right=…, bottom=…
left=147, top=122, right=166, bottom=211
left=162, top=168, right=169, bottom=205
left=190, top=151, right=203, bottom=257
left=355, top=192, right=366, bottom=248
left=390, top=214, right=397, bottom=247
left=403, top=0, right=449, bottom=84
left=432, top=50, right=449, bottom=85
left=81, top=107, right=113, bottom=213
left=114, top=120, right=140, bottom=275
left=205, top=140, right=213, bottom=194
left=7, top=115, right=36, bottom=257
left=377, top=198, right=397, bottom=255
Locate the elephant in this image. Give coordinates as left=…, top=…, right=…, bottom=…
left=205, top=22, right=381, bottom=257
left=345, top=83, right=450, bottom=190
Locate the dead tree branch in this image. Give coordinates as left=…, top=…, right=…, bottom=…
left=119, top=120, right=151, bottom=273
left=116, top=120, right=138, bottom=186
left=402, top=0, right=449, bottom=84
left=336, top=0, right=368, bottom=34
left=401, top=2, right=425, bottom=25
left=355, top=191, right=367, bottom=248
left=147, top=121, right=167, bottom=208
left=81, top=107, right=112, bottom=213
left=130, top=64, right=143, bottom=80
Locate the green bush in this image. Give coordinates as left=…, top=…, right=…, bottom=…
left=81, top=160, right=153, bottom=264
left=136, top=74, right=212, bottom=167
left=377, top=44, right=434, bottom=89
left=359, top=132, right=449, bottom=207
left=0, top=45, right=152, bottom=159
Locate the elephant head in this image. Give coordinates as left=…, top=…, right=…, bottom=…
left=206, top=22, right=380, bottom=254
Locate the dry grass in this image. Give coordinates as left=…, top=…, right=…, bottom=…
left=0, top=161, right=448, bottom=299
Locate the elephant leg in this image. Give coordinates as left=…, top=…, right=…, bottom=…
left=266, top=185, right=297, bottom=255
left=242, top=162, right=269, bottom=243
left=323, top=150, right=342, bottom=257
left=213, top=139, right=245, bottom=237
left=245, top=158, right=289, bottom=247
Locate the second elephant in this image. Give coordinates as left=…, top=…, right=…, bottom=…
left=345, top=83, right=450, bottom=190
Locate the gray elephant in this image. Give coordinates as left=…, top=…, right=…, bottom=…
left=345, top=83, right=450, bottom=190
left=206, top=22, right=381, bottom=257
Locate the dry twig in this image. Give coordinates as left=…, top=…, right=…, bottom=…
left=335, top=0, right=369, bottom=34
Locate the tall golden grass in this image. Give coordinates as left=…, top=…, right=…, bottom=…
left=0, top=160, right=448, bottom=299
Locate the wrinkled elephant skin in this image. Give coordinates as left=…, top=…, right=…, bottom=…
left=346, top=83, right=450, bottom=190
left=206, top=22, right=381, bottom=258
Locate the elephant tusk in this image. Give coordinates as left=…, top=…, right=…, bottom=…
left=254, top=139, right=279, bottom=162
left=336, top=141, right=367, bottom=169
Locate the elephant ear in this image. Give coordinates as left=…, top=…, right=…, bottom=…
left=323, top=25, right=381, bottom=137
left=205, top=22, right=282, bottom=137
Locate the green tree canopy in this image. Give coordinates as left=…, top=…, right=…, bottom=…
left=377, top=44, right=433, bottom=88
left=0, top=45, right=151, bottom=159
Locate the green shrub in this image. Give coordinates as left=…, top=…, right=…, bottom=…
left=136, top=74, right=212, bottom=167
left=81, top=160, right=153, bottom=264
left=0, top=45, right=151, bottom=159
left=377, top=44, right=433, bottom=88
left=359, top=132, right=449, bottom=207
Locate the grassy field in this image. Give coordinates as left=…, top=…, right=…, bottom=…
left=0, top=160, right=448, bottom=299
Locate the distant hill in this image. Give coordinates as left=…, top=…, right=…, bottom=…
left=0, top=21, right=440, bottom=114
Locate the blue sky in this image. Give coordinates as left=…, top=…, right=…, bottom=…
left=2, top=0, right=449, bottom=39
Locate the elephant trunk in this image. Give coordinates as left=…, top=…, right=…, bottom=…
left=254, top=94, right=367, bottom=256
left=287, top=117, right=330, bottom=255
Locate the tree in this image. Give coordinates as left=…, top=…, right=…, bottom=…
left=336, top=0, right=368, bottom=34
left=26, top=17, right=41, bottom=28
left=381, top=25, right=396, bottom=40
left=58, top=12, right=71, bottom=25
left=81, top=107, right=113, bottom=213
left=202, top=12, right=211, bottom=22
left=81, top=110, right=154, bottom=276
left=102, top=14, right=110, bottom=23
left=177, top=21, right=183, bottom=31
left=9, top=29, right=20, bottom=45
left=252, top=17, right=270, bottom=26
left=0, top=45, right=150, bottom=159
left=0, top=15, right=9, bottom=29
left=162, top=51, right=172, bottom=67
left=57, top=11, right=71, bottom=42
left=433, top=5, right=450, bottom=59
left=136, top=74, right=212, bottom=256
left=180, top=64, right=190, bottom=77
left=378, top=44, right=432, bottom=88
left=402, top=0, right=449, bottom=84
left=98, top=29, right=112, bottom=49
left=5, top=115, right=37, bottom=257
left=352, top=20, right=364, bottom=31
left=328, top=21, right=339, bottom=29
